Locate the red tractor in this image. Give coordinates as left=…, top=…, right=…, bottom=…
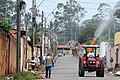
left=78, top=45, right=104, bottom=77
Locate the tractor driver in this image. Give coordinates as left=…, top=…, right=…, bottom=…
left=87, top=50, right=95, bottom=57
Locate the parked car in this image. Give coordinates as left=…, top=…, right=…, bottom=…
left=58, top=53, right=62, bottom=57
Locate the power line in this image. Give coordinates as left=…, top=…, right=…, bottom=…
left=77, top=1, right=117, bottom=4
left=36, top=0, right=45, bottom=9
left=50, top=17, right=54, bottom=21
left=46, top=17, right=54, bottom=25
left=44, top=12, right=49, bottom=15
left=46, top=8, right=97, bottom=24
left=43, top=0, right=117, bottom=11
left=78, top=1, right=100, bottom=4
left=47, top=0, right=117, bottom=5
left=46, top=7, right=57, bottom=18
left=47, top=0, right=59, bottom=4
left=85, top=7, right=97, bottom=10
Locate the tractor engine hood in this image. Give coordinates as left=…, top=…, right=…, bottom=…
left=88, top=58, right=96, bottom=61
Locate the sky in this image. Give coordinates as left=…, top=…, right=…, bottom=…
left=14, top=0, right=120, bottom=24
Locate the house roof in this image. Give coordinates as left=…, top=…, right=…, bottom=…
left=57, top=45, right=70, bottom=48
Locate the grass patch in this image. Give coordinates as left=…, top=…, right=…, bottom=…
left=0, top=75, right=6, bottom=80
left=0, top=72, right=44, bottom=80
left=34, top=64, right=45, bottom=72
left=39, top=64, right=45, bottom=72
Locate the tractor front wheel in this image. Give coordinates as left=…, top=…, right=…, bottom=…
left=79, top=63, right=84, bottom=77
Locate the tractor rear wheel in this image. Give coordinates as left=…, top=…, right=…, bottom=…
left=96, top=70, right=100, bottom=77
left=97, top=61, right=104, bottom=77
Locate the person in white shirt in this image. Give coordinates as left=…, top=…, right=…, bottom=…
left=87, top=50, right=95, bottom=57
left=31, top=57, right=36, bottom=73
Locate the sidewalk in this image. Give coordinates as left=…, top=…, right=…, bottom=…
left=106, top=67, right=120, bottom=77
left=36, top=55, right=58, bottom=80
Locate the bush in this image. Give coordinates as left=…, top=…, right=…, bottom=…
left=0, top=20, right=13, bottom=33
left=13, top=72, right=36, bottom=80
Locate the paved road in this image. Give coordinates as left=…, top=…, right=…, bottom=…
left=44, top=55, right=120, bottom=80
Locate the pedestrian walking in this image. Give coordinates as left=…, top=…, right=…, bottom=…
left=44, top=53, right=54, bottom=79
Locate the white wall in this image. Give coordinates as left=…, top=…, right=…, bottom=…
left=100, top=42, right=109, bottom=57
left=20, top=38, right=23, bottom=72
left=100, top=42, right=111, bottom=68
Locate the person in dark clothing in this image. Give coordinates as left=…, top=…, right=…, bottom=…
left=44, top=53, right=54, bottom=79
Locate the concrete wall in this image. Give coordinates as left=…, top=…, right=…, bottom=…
left=26, top=43, right=32, bottom=70
left=110, top=47, right=116, bottom=69
left=21, top=36, right=27, bottom=71
left=9, top=34, right=16, bottom=73
left=0, top=33, right=17, bottom=76
left=0, top=33, right=7, bottom=76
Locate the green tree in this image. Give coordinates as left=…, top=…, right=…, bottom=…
left=0, top=0, right=16, bottom=19
left=53, top=0, right=86, bottom=44
left=78, top=19, right=99, bottom=44
left=114, top=1, right=120, bottom=33
left=94, top=3, right=111, bottom=20
left=78, top=3, right=113, bottom=44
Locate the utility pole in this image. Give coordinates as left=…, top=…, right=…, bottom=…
left=32, top=0, right=36, bottom=57
left=108, top=27, right=111, bottom=44
left=5, top=0, right=8, bottom=19
left=40, top=11, right=44, bottom=65
left=44, top=18, right=46, bottom=54
left=16, top=0, right=26, bottom=72
left=75, top=26, right=77, bottom=41
left=114, top=20, right=116, bottom=37
left=25, top=13, right=28, bottom=68
left=16, top=0, right=21, bottom=72
left=70, top=1, right=72, bottom=41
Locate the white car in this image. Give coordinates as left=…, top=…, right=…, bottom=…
left=58, top=53, right=62, bottom=57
